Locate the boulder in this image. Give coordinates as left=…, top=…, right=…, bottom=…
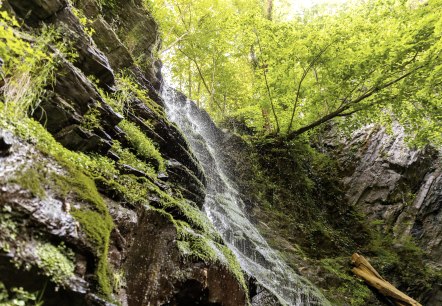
left=125, top=208, right=247, bottom=306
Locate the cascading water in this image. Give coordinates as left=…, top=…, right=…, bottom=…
left=161, top=84, right=330, bottom=306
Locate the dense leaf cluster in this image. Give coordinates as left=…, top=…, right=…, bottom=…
left=150, top=0, right=442, bottom=144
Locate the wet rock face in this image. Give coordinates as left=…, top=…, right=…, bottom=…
left=0, top=130, right=13, bottom=156
left=125, top=209, right=247, bottom=306
left=7, top=0, right=65, bottom=24
left=410, top=169, right=442, bottom=262
left=5, top=0, right=206, bottom=199
left=0, top=135, right=95, bottom=305
left=1, top=1, right=246, bottom=305
left=326, top=124, right=441, bottom=262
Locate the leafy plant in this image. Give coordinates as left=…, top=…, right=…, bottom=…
left=36, top=243, right=75, bottom=286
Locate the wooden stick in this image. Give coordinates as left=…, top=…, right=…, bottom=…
left=351, top=253, right=422, bottom=306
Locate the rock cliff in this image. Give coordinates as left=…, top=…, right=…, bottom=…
left=0, top=0, right=247, bottom=305
left=324, top=124, right=442, bottom=305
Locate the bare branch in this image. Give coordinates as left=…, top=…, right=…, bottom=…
left=287, top=40, right=335, bottom=133
left=254, top=28, right=281, bottom=133
left=177, top=48, right=224, bottom=113
left=161, top=32, right=189, bottom=54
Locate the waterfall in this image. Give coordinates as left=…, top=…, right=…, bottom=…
left=161, top=84, right=330, bottom=306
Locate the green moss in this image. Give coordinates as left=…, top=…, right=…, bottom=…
left=0, top=106, right=114, bottom=298
left=119, top=120, right=165, bottom=171
left=0, top=53, right=246, bottom=299
left=150, top=206, right=247, bottom=294
left=112, top=140, right=157, bottom=176
left=0, top=208, right=18, bottom=254
left=36, top=242, right=75, bottom=286
left=115, top=73, right=166, bottom=119
left=219, top=245, right=248, bottom=292
left=52, top=163, right=113, bottom=297
left=177, top=234, right=218, bottom=263
left=10, top=166, right=47, bottom=198
left=320, top=257, right=372, bottom=305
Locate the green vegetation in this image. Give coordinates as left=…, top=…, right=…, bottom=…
left=157, top=208, right=247, bottom=292
left=0, top=88, right=242, bottom=301
left=320, top=257, right=371, bottom=305
left=81, top=107, right=102, bottom=131
left=10, top=167, right=47, bottom=199
left=0, top=102, right=115, bottom=296
left=150, top=0, right=442, bottom=145
left=36, top=242, right=75, bottom=286
left=366, top=227, right=442, bottom=298
left=119, top=120, right=165, bottom=171
left=244, top=136, right=441, bottom=304
left=0, top=282, right=44, bottom=306
left=0, top=11, right=72, bottom=118
left=0, top=207, right=18, bottom=254
left=0, top=1, right=246, bottom=303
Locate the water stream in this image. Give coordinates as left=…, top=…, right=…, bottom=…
left=161, top=84, right=330, bottom=306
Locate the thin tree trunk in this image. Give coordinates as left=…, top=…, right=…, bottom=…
left=266, top=0, right=273, bottom=20
left=188, top=59, right=192, bottom=99
left=254, top=29, right=280, bottom=133
left=196, top=81, right=201, bottom=108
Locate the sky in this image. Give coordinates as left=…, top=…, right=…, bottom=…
left=286, top=0, right=348, bottom=9
left=276, top=0, right=349, bottom=18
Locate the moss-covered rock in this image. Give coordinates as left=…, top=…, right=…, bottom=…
left=0, top=1, right=249, bottom=305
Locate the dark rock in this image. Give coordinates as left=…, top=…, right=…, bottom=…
left=106, top=150, right=120, bottom=162
left=91, top=16, right=133, bottom=70
left=55, top=125, right=112, bottom=154
left=119, top=164, right=147, bottom=178
left=52, top=60, right=101, bottom=115
left=125, top=208, right=247, bottom=306
left=323, top=123, right=442, bottom=304
left=167, top=159, right=206, bottom=208
left=7, top=0, right=66, bottom=25
left=0, top=136, right=101, bottom=304
left=250, top=278, right=283, bottom=306
left=104, top=0, right=160, bottom=88
left=33, top=94, right=83, bottom=134
left=0, top=130, right=13, bottom=156
left=2, top=1, right=248, bottom=305
left=126, top=101, right=206, bottom=186
left=85, top=294, right=117, bottom=306
left=55, top=6, right=115, bottom=88
left=75, top=0, right=100, bottom=18
left=157, top=172, right=169, bottom=181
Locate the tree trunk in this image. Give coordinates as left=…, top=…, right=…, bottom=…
left=351, top=253, right=422, bottom=306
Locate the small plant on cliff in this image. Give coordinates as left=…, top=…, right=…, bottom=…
left=119, top=120, right=165, bottom=172
left=0, top=282, right=44, bottom=306
left=0, top=12, right=53, bottom=117
left=36, top=242, right=75, bottom=286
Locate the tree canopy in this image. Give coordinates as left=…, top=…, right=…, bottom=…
left=147, top=0, right=442, bottom=145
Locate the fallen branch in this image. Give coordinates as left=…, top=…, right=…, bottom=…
left=351, top=253, right=422, bottom=306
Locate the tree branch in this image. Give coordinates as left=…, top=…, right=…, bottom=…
left=177, top=48, right=224, bottom=113
left=287, top=40, right=335, bottom=133
left=161, top=32, right=189, bottom=54
left=254, top=28, right=281, bottom=133
left=285, top=65, right=423, bottom=141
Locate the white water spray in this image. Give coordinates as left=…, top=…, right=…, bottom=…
left=161, top=84, right=330, bottom=306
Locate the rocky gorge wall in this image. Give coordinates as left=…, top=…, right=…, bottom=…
left=216, top=121, right=442, bottom=305
left=323, top=124, right=442, bottom=305
left=0, top=0, right=247, bottom=305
